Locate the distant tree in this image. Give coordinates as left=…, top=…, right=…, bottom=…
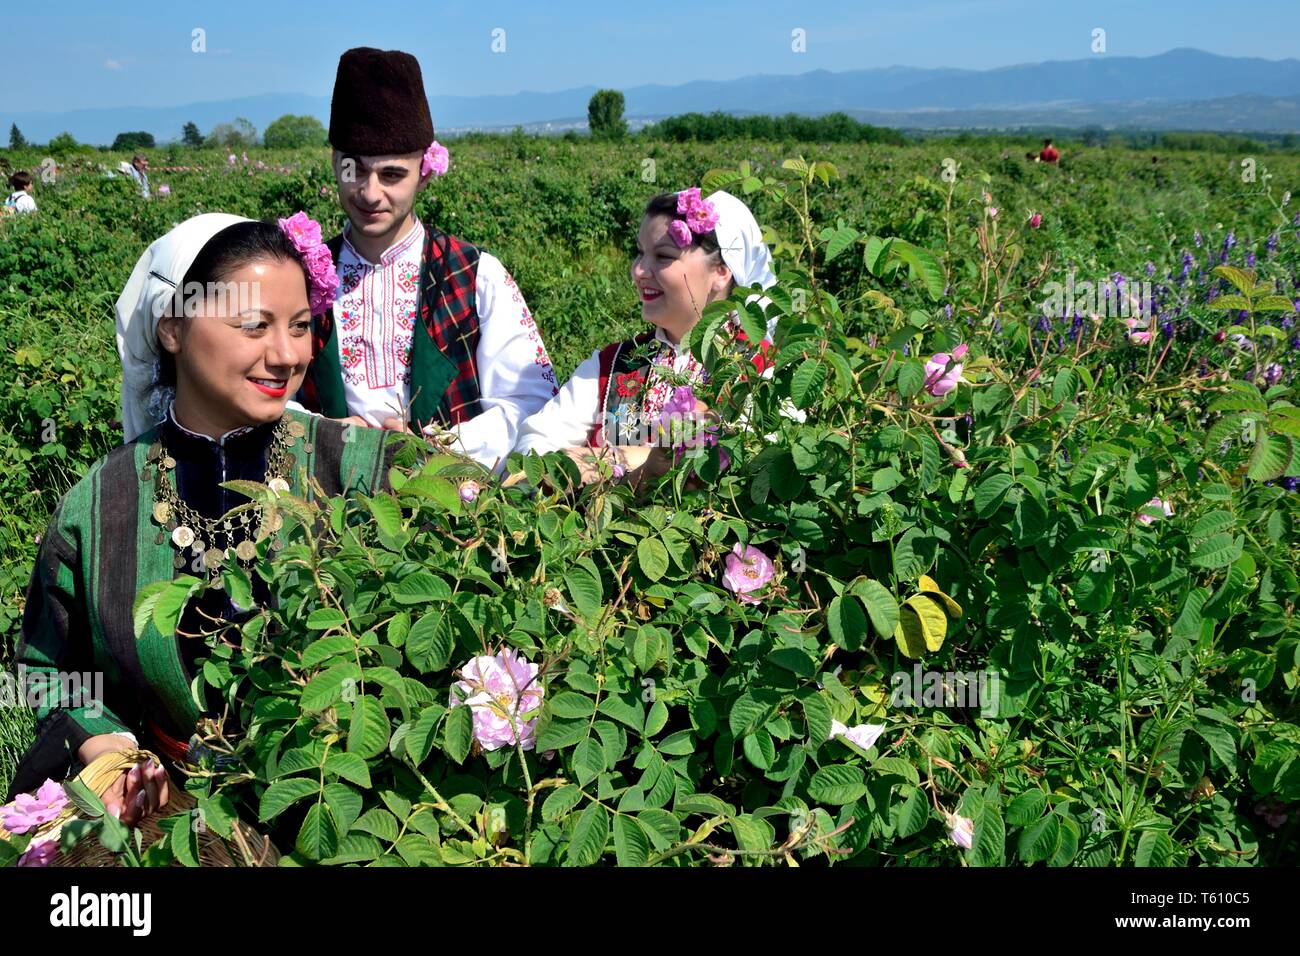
left=111, top=131, right=156, bottom=151
left=588, top=89, right=627, bottom=140
left=47, top=131, right=80, bottom=155
left=262, top=114, right=327, bottom=149
left=181, top=122, right=204, bottom=148
left=9, top=124, right=26, bottom=149
left=206, top=117, right=259, bottom=148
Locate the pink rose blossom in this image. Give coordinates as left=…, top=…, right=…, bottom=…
left=241, top=152, right=248, bottom=164
left=157, top=184, right=171, bottom=197
left=1029, top=213, right=1042, bottom=228
left=421, top=141, right=450, bottom=177
left=1136, top=497, right=1173, bottom=525
left=676, top=187, right=702, bottom=214
left=1125, top=317, right=1151, bottom=345
left=449, top=648, right=544, bottom=752
left=988, top=207, right=998, bottom=219
left=667, top=219, right=693, bottom=248
left=946, top=813, right=974, bottom=849
left=459, top=480, right=482, bottom=503
left=17, top=835, right=59, bottom=867
left=684, top=196, right=719, bottom=234
left=227, top=153, right=237, bottom=165
left=722, top=543, right=775, bottom=603
left=1, top=779, right=67, bottom=835
left=829, top=719, right=887, bottom=751
left=923, top=345, right=966, bottom=397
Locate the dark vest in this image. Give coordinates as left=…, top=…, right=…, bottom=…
left=298, top=220, right=484, bottom=431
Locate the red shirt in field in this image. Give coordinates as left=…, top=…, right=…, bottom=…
left=1039, top=144, right=1060, bottom=164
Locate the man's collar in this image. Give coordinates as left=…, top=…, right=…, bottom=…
left=341, top=216, right=425, bottom=267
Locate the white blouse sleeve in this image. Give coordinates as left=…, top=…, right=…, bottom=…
left=513, top=349, right=604, bottom=456
left=430, top=252, right=560, bottom=473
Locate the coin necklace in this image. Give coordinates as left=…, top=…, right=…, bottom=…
left=142, top=417, right=308, bottom=585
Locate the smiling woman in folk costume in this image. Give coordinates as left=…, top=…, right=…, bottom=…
left=5, top=213, right=394, bottom=830
left=514, top=188, right=777, bottom=482
left=290, top=47, right=559, bottom=473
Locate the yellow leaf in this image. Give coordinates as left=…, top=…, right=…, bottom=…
left=894, top=608, right=927, bottom=659
left=917, top=575, right=963, bottom=618
left=904, top=595, right=948, bottom=652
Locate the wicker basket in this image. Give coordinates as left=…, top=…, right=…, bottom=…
left=2, top=749, right=278, bottom=867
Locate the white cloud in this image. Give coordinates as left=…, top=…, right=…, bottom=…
left=105, top=58, right=123, bottom=70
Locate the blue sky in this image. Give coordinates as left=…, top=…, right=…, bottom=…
left=5, top=0, right=1299, bottom=112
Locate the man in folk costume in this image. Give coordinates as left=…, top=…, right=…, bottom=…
left=292, top=48, right=559, bottom=471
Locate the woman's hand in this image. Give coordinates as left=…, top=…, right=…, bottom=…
left=76, top=734, right=170, bottom=827
left=332, top=415, right=371, bottom=429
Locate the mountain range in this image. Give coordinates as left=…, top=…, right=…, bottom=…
left=5, top=48, right=1299, bottom=145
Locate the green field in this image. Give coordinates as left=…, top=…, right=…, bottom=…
left=1, top=135, right=1297, bottom=866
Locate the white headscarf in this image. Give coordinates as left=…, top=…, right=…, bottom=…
left=114, top=213, right=253, bottom=442
left=704, top=190, right=777, bottom=340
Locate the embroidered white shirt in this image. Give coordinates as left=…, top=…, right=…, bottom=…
left=515, top=326, right=700, bottom=455
left=514, top=318, right=800, bottom=456
left=287, top=219, right=559, bottom=474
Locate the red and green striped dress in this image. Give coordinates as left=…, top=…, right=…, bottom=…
left=5, top=408, right=393, bottom=799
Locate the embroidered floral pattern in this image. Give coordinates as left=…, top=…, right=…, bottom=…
left=506, top=270, right=559, bottom=395
left=336, top=226, right=423, bottom=389
left=616, top=369, right=646, bottom=398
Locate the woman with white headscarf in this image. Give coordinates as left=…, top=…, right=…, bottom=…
left=5, top=212, right=394, bottom=834
left=513, top=188, right=778, bottom=485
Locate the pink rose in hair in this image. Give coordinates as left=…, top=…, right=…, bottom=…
left=668, top=219, right=693, bottom=248
left=421, top=141, right=450, bottom=177
left=676, top=187, right=702, bottom=214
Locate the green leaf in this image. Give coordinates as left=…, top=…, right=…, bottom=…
left=543, top=785, right=584, bottom=822
left=974, top=473, right=1014, bottom=517
left=306, top=608, right=348, bottom=631
left=444, top=703, right=474, bottom=763
left=1211, top=265, right=1256, bottom=295
left=808, top=764, right=868, bottom=805
left=890, top=240, right=945, bottom=299
left=1207, top=294, right=1252, bottom=311
left=1134, top=830, right=1176, bottom=867
left=300, top=634, right=354, bottom=668
left=1122, top=453, right=1157, bottom=508
left=1191, top=533, right=1244, bottom=570
left=613, top=814, right=652, bottom=867
left=549, top=691, right=596, bottom=719
left=406, top=612, right=453, bottom=672
left=968, top=800, right=1005, bottom=867
left=827, top=595, right=868, bottom=652
left=852, top=579, right=900, bottom=640
left=347, top=695, right=391, bottom=760
left=295, top=802, right=340, bottom=861
left=574, top=737, right=605, bottom=785
left=325, top=752, right=372, bottom=788
left=897, top=359, right=926, bottom=398
left=1006, top=789, right=1047, bottom=826
left=1248, top=434, right=1292, bottom=481
left=743, top=729, right=775, bottom=769
left=1018, top=812, right=1061, bottom=863
left=258, top=778, right=320, bottom=823
left=404, top=705, right=445, bottom=766
left=391, top=572, right=452, bottom=604
left=822, top=223, right=858, bottom=263
left=791, top=359, right=827, bottom=409
left=364, top=494, right=402, bottom=536
left=637, top=537, right=670, bottom=582
left=566, top=802, right=610, bottom=866
left=564, top=567, right=603, bottom=620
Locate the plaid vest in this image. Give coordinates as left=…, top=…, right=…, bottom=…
left=298, top=220, right=484, bottom=430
